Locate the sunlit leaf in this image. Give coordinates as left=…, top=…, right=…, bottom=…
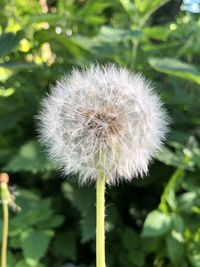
left=142, top=210, right=171, bottom=237
left=20, top=229, right=53, bottom=263
left=188, top=252, right=200, bottom=267
left=135, top=0, right=169, bottom=14
left=4, top=140, right=57, bottom=173
left=143, top=26, right=169, bottom=41
left=149, top=57, right=200, bottom=84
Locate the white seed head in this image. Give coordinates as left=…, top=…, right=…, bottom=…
left=38, top=64, right=168, bottom=185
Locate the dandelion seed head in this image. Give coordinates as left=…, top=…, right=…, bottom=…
left=38, top=64, right=168, bottom=185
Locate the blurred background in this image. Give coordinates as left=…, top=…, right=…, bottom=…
left=0, top=0, right=200, bottom=267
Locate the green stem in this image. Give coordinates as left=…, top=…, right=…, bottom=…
left=1, top=184, right=9, bottom=267
left=130, top=39, right=139, bottom=70
left=96, top=175, right=106, bottom=267
left=159, top=168, right=183, bottom=213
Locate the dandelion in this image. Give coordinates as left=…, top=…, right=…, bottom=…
left=38, top=64, right=168, bottom=267
left=38, top=64, right=168, bottom=184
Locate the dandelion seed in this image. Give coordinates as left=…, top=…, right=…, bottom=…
left=37, top=64, right=168, bottom=185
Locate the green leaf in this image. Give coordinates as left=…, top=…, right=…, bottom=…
left=15, top=261, right=32, bottom=267
left=73, top=185, right=96, bottom=242
left=7, top=251, right=16, bottom=267
left=15, top=260, right=44, bottom=267
left=159, top=169, right=183, bottom=213
left=166, top=235, right=184, bottom=263
left=140, top=237, right=159, bottom=253
left=183, top=174, right=200, bottom=194
left=143, top=26, right=169, bottom=41
left=177, top=192, right=198, bottom=213
left=171, top=214, right=185, bottom=235
left=0, top=219, right=3, bottom=240
left=77, top=1, right=111, bottom=17
left=38, top=214, right=65, bottom=228
left=35, top=31, right=85, bottom=58
left=71, top=27, right=142, bottom=56
left=142, top=210, right=171, bottom=237
left=4, top=140, right=57, bottom=173
left=20, top=229, right=53, bottom=264
left=96, top=26, right=142, bottom=43
left=156, top=147, right=188, bottom=169
left=29, top=14, right=59, bottom=23
left=63, top=183, right=96, bottom=242
left=10, top=191, right=62, bottom=240
left=149, top=58, right=200, bottom=85
left=9, top=190, right=41, bottom=236
left=119, top=0, right=135, bottom=15
left=10, top=236, right=21, bottom=249
left=188, top=252, right=200, bottom=267
left=0, top=61, right=37, bottom=70
left=0, top=31, right=23, bottom=57
left=26, top=199, right=54, bottom=226
left=52, top=231, right=77, bottom=260
left=135, top=0, right=169, bottom=14
left=128, top=250, right=145, bottom=267
left=80, top=206, right=96, bottom=243
left=76, top=2, right=111, bottom=25
left=62, top=182, right=74, bottom=202
left=122, top=227, right=139, bottom=250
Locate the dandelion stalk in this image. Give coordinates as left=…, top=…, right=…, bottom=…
left=0, top=174, right=9, bottom=267
left=96, top=175, right=106, bottom=267
left=1, top=200, right=8, bottom=267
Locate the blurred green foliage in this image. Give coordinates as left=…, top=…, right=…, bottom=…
left=0, top=0, right=200, bottom=266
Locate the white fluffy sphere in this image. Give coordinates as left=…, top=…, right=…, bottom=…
left=38, top=64, right=168, bottom=185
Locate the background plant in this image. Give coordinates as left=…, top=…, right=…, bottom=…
left=0, top=0, right=200, bottom=267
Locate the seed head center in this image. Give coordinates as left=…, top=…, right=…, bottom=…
left=83, top=106, right=124, bottom=137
